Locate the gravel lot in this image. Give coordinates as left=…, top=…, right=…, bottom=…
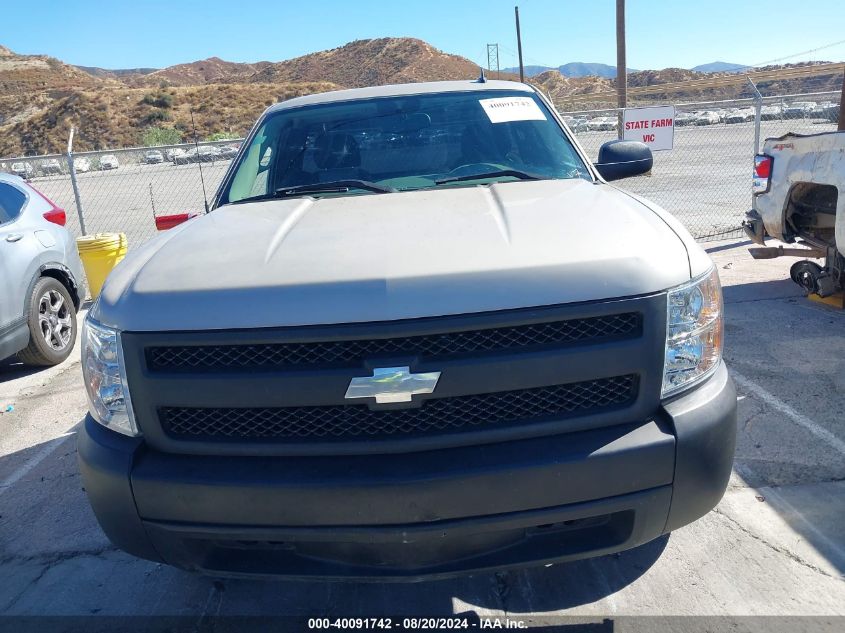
left=0, top=239, right=843, bottom=623
left=24, top=118, right=838, bottom=251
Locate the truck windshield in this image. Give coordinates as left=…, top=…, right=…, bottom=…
left=221, top=90, right=591, bottom=204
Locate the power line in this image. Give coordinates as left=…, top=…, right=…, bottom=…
left=498, top=43, right=558, bottom=73
left=713, top=38, right=845, bottom=73
left=750, top=39, right=845, bottom=68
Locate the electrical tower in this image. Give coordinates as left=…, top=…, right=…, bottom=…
left=487, top=44, right=500, bottom=79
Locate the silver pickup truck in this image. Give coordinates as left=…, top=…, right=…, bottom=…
left=744, top=130, right=845, bottom=297
left=79, top=80, right=736, bottom=579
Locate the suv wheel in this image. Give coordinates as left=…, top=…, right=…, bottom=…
left=17, top=277, right=77, bottom=366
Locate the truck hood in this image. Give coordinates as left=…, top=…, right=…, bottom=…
left=97, top=179, right=691, bottom=331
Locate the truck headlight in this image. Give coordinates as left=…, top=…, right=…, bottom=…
left=81, top=316, right=140, bottom=436
left=662, top=267, right=723, bottom=398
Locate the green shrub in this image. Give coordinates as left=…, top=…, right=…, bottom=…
left=141, top=126, right=182, bottom=146
left=141, top=92, right=173, bottom=108
left=142, top=109, right=172, bottom=125
left=205, top=132, right=237, bottom=141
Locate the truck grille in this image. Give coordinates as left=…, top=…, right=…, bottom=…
left=160, top=375, right=637, bottom=441
left=147, top=313, right=640, bottom=372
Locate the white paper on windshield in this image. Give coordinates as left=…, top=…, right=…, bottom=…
left=479, top=97, right=547, bottom=123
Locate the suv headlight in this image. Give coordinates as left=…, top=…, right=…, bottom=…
left=81, top=316, right=140, bottom=437
left=662, top=267, right=723, bottom=398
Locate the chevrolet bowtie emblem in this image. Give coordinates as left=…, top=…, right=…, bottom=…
left=344, top=366, right=441, bottom=404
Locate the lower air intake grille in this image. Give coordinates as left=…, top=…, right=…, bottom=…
left=160, top=375, right=637, bottom=441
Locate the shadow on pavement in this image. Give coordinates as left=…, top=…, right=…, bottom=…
left=705, top=239, right=752, bottom=254
left=722, top=278, right=803, bottom=304
left=0, top=358, right=48, bottom=383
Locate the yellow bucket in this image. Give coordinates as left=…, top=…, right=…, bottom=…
left=76, top=233, right=128, bottom=299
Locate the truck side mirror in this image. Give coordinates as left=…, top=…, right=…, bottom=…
left=594, top=140, right=653, bottom=181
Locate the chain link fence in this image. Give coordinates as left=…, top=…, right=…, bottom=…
left=0, top=139, right=242, bottom=247
left=557, top=90, right=841, bottom=241
left=0, top=91, right=840, bottom=249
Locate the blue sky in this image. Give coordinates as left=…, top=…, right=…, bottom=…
left=2, top=0, right=844, bottom=71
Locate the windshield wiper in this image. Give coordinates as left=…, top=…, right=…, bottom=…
left=434, top=169, right=546, bottom=185
left=275, top=180, right=396, bottom=197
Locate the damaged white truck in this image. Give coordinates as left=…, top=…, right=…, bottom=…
left=744, top=130, right=845, bottom=296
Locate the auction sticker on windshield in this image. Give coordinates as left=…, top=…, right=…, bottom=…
left=479, top=97, right=547, bottom=123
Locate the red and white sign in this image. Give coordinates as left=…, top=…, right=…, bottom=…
left=623, top=105, right=675, bottom=151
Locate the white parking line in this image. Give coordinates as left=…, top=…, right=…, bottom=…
left=731, top=369, right=845, bottom=456
left=761, top=484, right=845, bottom=566
left=0, top=433, right=73, bottom=497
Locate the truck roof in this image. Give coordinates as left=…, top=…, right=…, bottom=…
left=266, top=80, right=537, bottom=113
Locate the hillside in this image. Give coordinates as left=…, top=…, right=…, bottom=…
left=627, top=68, right=700, bottom=87
left=559, top=62, right=637, bottom=79
left=0, top=45, right=108, bottom=95
left=504, top=63, right=638, bottom=78
left=0, top=81, right=338, bottom=156
left=530, top=70, right=612, bottom=100
left=502, top=64, right=553, bottom=77
left=246, top=38, right=493, bottom=87
left=692, top=61, right=749, bottom=73
left=534, top=61, right=843, bottom=108
left=76, top=66, right=158, bottom=80
left=0, top=39, right=841, bottom=157
left=127, top=57, right=273, bottom=87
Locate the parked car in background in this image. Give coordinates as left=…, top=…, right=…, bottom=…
left=166, top=148, right=186, bottom=163
left=99, top=154, right=120, bottom=170
left=0, top=173, right=83, bottom=365
left=760, top=105, right=783, bottom=121
left=40, top=158, right=63, bottom=176
left=724, top=109, right=754, bottom=124
left=783, top=102, right=816, bottom=119
left=142, top=150, right=164, bottom=165
left=197, top=145, right=222, bottom=162
left=694, top=111, right=720, bottom=126
left=674, top=112, right=695, bottom=126
left=567, top=117, right=590, bottom=132
left=11, top=162, right=34, bottom=179
left=586, top=116, right=617, bottom=131
left=73, top=157, right=92, bottom=173
left=173, top=148, right=198, bottom=165
left=174, top=145, right=221, bottom=165
left=217, top=145, right=239, bottom=160
left=822, top=104, right=840, bottom=123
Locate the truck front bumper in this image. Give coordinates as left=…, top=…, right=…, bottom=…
left=78, top=362, right=736, bottom=580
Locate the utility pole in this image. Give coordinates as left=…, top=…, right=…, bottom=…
left=487, top=44, right=500, bottom=80
left=515, top=6, right=524, bottom=83
left=616, top=0, right=627, bottom=138
left=838, top=65, right=844, bottom=131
